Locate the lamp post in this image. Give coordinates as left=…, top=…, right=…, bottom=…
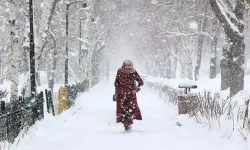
left=29, top=0, right=36, bottom=98
left=65, top=1, right=87, bottom=87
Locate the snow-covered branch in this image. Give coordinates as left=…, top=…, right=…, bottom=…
left=9, top=0, right=19, bottom=101
left=210, top=0, right=243, bottom=36
left=156, top=31, right=214, bottom=40
left=36, top=0, right=61, bottom=65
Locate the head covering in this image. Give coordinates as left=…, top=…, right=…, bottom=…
left=121, top=60, right=135, bottom=73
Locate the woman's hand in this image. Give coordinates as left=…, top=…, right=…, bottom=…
left=132, top=87, right=141, bottom=94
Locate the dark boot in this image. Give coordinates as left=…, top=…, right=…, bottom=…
left=124, top=123, right=132, bottom=132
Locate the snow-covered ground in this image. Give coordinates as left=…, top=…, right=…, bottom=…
left=145, top=73, right=250, bottom=142
left=2, top=79, right=247, bottom=150
left=146, top=74, right=250, bottom=105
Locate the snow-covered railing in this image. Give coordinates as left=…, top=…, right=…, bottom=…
left=55, top=80, right=89, bottom=115
left=0, top=92, right=44, bottom=143
left=66, top=80, right=89, bottom=108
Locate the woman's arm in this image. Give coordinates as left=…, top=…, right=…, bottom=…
left=114, top=69, right=121, bottom=93
left=134, top=71, right=144, bottom=91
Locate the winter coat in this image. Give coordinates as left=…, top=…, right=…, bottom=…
left=114, top=68, right=144, bottom=125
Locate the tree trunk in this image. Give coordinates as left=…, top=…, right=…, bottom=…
left=194, top=2, right=208, bottom=81
left=9, top=0, right=19, bottom=101
left=228, top=31, right=245, bottom=97
left=220, top=44, right=230, bottom=90
left=23, top=0, right=31, bottom=98
left=24, top=73, right=31, bottom=98
left=0, top=57, right=2, bottom=84
left=47, top=32, right=57, bottom=94
left=209, top=17, right=219, bottom=79
left=187, top=55, right=193, bottom=80
left=172, top=43, right=178, bottom=78
left=180, top=62, right=186, bottom=79
left=36, top=0, right=60, bottom=86
left=210, top=0, right=245, bottom=96
left=166, top=54, right=172, bottom=79
left=106, top=56, right=109, bottom=81
left=245, top=57, right=247, bottom=74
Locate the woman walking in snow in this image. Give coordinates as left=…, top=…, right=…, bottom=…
left=114, top=60, right=144, bottom=132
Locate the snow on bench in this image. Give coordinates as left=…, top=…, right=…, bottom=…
left=178, top=78, right=197, bottom=89
left=178, top=78, right=197, bottom=94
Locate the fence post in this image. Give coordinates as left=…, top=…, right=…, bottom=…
left=0, top=101, right=6, bottom=141
left=45, top=89, right=50, bottom=113
left=0, top=101, right=5, bottom=112
left=32, top=92, right=43, bottom=122
left=48, top=91, right=55, bottom=116
left=38, top=92, right=44, bottom=120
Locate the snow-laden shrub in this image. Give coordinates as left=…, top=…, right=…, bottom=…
left=146, top=80, right=249, bottom=141
left=0, top=90, right=8, bottom=101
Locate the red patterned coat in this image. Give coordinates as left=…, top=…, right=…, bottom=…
left=114, top=68, right=144, bottom=125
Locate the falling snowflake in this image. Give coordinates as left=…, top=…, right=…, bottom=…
left=151, top=0, right=158, bottom=5
left=189, top=21, right=198, bottom=30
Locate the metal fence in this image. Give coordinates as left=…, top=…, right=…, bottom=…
left=0, top=80, right=89, bottom=143
left=67, top=80, right=89, bottom=108
left=45, top=89, right=55, bottom=116
left=0, top=92, right=44, bottom=143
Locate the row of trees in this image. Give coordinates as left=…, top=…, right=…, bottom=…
left=1, top=0, right=249, bottom=100
left=103, top=0, right=249, bottom=97
left=0, top=0, right=108, bottom=101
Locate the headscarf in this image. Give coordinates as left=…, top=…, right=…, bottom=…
left=121, top=60, right=135, bottom=74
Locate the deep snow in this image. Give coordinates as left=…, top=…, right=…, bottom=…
left=2, top=79, right=247, bottom=150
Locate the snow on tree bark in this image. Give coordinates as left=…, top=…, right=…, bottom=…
left=194, top=1, right=209, bottom=81
left=47, top=31, right=57, bottom=94
left=187, top=54, right=193, bottom=80
left=36, top=0, right=61, bottom=86
left=210, top=0, right=245, bottom=96
left=171, top=42, right=178, bottom=78
left=23, top=0, right=31, bottom=98
left=179, top=37, right=188, bottom=79
left=0, top=56, right=3, bottom=84
left=220, top=44, right=230, bottom=90
left=166, top=53, right=172, bottom=79
left=209, top=17, right=219, bottom=79
left=9, top=0, right=19, bottom=101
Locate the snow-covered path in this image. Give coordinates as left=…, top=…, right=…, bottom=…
left=8, top=80, right=246, bottom=150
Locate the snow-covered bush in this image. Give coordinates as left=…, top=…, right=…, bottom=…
left=146, top=80, right=248, bottom=141
left=0, top=90, right=8, bottom=101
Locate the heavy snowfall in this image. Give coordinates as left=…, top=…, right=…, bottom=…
left=0, top=0, right=250, bottom=150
